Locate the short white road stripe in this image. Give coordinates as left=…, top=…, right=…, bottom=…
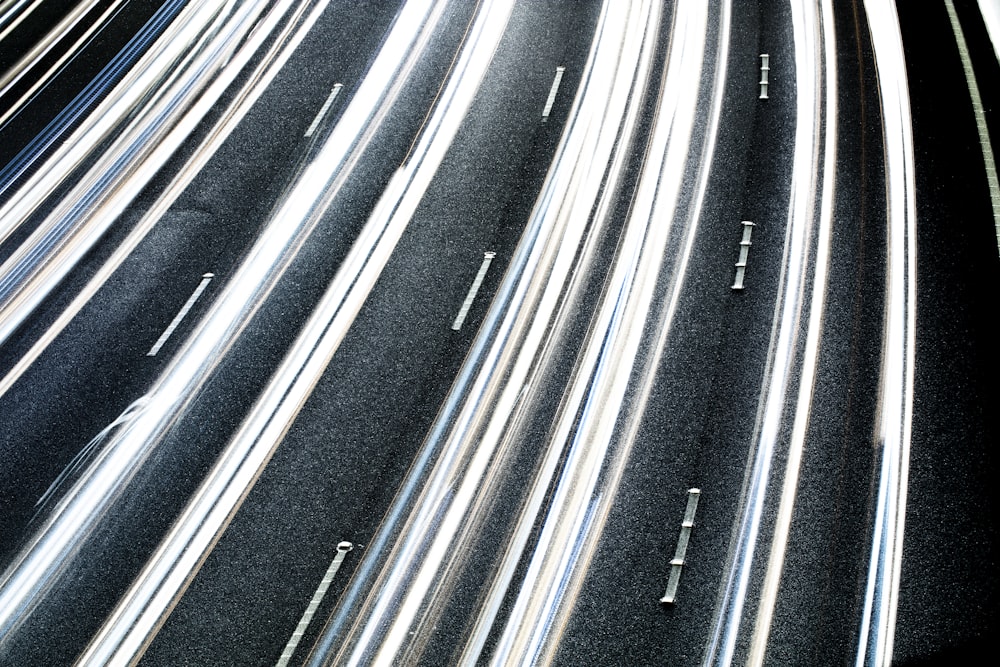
left=275, top=541, right=354, bottom=667
left=661, top=488, right=701, bottom=604
left=147, top=273, right=214, bottom=357
left=732, top=221, right=755, bottom=290
left=304, top=83, right=344, bottom=138
left=451, top=251, right=495, bottom=331
left=759, top=54, right=770, bottom=99
left=541, top=66, right=566, bottom=120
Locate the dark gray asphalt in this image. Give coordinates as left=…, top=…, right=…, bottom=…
left=0, top=1, right=429, bottom=663
left=0, top=0, right=997, bottom=665
left=139, top=1, right=601, bottom=664
left=0, top=0, right=408, bottom=558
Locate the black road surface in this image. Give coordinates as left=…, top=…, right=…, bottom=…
left=0, top=0, right=996, bottom=665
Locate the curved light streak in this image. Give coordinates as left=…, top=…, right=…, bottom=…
left=703, top=0, right=837, bottom=664
left=0, top=0, right=331, bottom=400
left=0, top=0, right=191, bottom=198
left=979, top=0, right=1000, bottom=66
left=481, top=1, right=730, bottom=663
left=745, top=0, right=837, bottom=662
left=75, top=0, right=513, bottom=662
left=0, top=0, right=263, bottom=348
left=0, top=0, right=128, bottom=129
left=0, top=0, right=99, bottom=98
left=0, top=0, right=445, bottom=645
left=943, top=0, right=1000, bottom=256
left=0, top=0, right=232, bottom=246
left=304, top=1, right=661, bottom=663
left=856, top=1, right=916, bottom=665
left=0, top=0, right=44, bottom=45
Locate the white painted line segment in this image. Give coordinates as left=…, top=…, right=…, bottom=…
left=661, top=488, right=700, bottom=604
left=147, top=273, right=214, bottom=356
left=304, top=83, right=344, bottom=137
left=275, top=541, right=354, bottom=667
left=945, top=0, right=1000, bottom=256
left=541, top=66, right=566, bottom=120
left=732, top=221, right=755, bottom=290
left=451, top=251, right=495, bottom=331
left=759, top=54, right=769, bottom=99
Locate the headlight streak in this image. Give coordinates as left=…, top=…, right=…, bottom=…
left=0, top=0, right=445, bottom=649
left=746, top=0, right=837, bottom=663
left=483, top=1, right=729, bottom=662
left=943, top=0, right=1000, bottom=257
left=0, top=0, right=47, bottom=46
left=703, top=0, right=837, bottom=664
left=855, top=1, right=916, bottom=665
left=302, top=0, right=679, bottom=664
left=0, top=0, right=335, bottom=400
left=0, top=0, right=264, bottom=348
left=0, top=0, right=114, bottom=124
left=74, top=0, right=513, bottom=662
left=0, top=0, right=194, bottom=202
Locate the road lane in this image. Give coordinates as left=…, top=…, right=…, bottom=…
left=891, top=1, right=1000, bottom=663
left=0, top=0, right=456, bottom=662
left=304, top=0, right=664, bottom=662
left=78, top=0, right=521, bottom=660
left=0, top=1, right=994, bottom=665
left=134, top=1, right=604, bottom=664
left=478, top=1, right=734, bottom=663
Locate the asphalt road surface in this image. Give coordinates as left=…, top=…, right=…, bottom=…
left=0, top=0, right=996, bottom=665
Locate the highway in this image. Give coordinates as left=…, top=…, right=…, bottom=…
left=0, top=0, right=996, bottom=665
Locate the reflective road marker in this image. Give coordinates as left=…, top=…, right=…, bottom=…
left=452, top=251, right=495, bottom=331
left=147, top=273, right=213, bottom=356
left=275, top=541, right=354, bottom=667
left=661, top=488, right=701, bottom=604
